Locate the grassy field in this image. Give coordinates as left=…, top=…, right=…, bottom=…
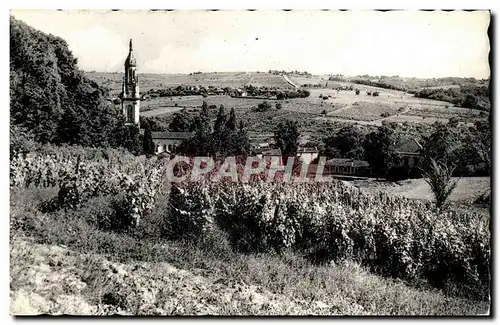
left=90, top=71, right=486, bottom=132
left=10, top=186, right=490, bottom=315
left=86, top=71, right=293, bottom=95
left=347, top=177, right=490, bottom=202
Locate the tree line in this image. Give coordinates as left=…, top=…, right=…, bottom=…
left=10, top=16, right=142, bottom=156
left=414, top=85, right=490, bottom=111
left=143, top=85, right=310, bottom=100
left=319, top=120, right=491, bottom=180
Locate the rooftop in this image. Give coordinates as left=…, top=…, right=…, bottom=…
left=151, top=131, right=194, bottom=140
left=261, top=148, right=282, bottom=156
left=297, top=146, right=319, bottom=154
left=395, top=138, right=423, bottom=154
left=326, top=158, right=370, bottom=168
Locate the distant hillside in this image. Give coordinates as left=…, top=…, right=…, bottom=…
left=334, top=75, right=490, bottom=111
left=10, top=16, right=138, bottom=152
left=414, top=85, right=490, bottom=111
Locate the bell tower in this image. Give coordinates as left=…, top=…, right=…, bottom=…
left=121, top=39, right=140, bottom=126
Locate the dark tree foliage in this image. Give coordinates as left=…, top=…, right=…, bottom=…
left=225, top=107, right=237, bottom=131
left=10, top=124, right=38, bottom=157
left=420, top=122, right=461, bottom=170
left=140, top=116, right=168, bottom=132
left=363, top=126, right=401, bottom=178
left=274, top=120, right=300, bottom=157
left=457, top=120, right=491, bottom=176
left=168, top=110, right=193, bottom=132
left=119, top=125, right=143, bottom=156
left=177, top=106, right=250, bottom=158
left=323, top=126, right=365, bottom=160
left=10, top=16, right=139, bottom=152
left=213, top=105, right=227, bottom=135
left=142, top=125, right=155, bottom=156
left=414, top=85, right=490, bottom=111
left=253, top=101, right=272, bottom=112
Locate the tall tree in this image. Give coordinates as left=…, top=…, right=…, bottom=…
left=323, top=126, right=365, bottom=160
left=274, top=120, right=300, bottom=157
left=422, top=158, right=459, bottom=211
left=363, top=126, right=400, bottom=178
left=420, top=122, right=460, bottom=170
left=226, top=107, right=237, bottom=131
left=213, top=105, right=227, bottom=135
left=10, top=16, right=131, bottom=150
left=169, top=110, right=192, bottom=132
left=142, top=125, right=155, bottom=156
left=120, top=125, right=143, bottom=156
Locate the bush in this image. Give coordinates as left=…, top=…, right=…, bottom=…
left=276, top=103, right=282, bottom=110
left=422, top=159, right=459, bottom=210
left=253, top=101, right=272, bottom=112
left=164, top=184, right=215, bottom=241
left=168, top=181, right=490, bottom=299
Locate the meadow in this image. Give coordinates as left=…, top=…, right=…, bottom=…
left=86, top=72, right=486, bottom=132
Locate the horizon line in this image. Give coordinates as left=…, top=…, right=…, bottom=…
left=83, top=70, right=490, bottom=80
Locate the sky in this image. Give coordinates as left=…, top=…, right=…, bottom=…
left=10, top=9, right=491, bottom=78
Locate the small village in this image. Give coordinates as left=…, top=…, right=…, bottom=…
left=118, top=39, right=424, bottom=180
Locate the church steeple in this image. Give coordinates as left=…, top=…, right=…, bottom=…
left=125, top=38, right=137, bottom=67
left=121, top=38, right=140, bottom=126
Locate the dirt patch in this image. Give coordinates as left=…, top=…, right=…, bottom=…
left=9, top=237, right=366, bottom=315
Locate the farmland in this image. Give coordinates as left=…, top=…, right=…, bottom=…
left=87, top=72, right=487, bottom=132
left=86, top=71, right=293, bottom=95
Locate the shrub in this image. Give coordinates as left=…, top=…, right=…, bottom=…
left=164, top=184, right=215, bottom=241
left=253, top=101, right=272, bottom=112
left=422, top=158, right=459, bottom=210
left=276, top=103, right=282, bottom=110
left=168, top=181, right=490, bottom=299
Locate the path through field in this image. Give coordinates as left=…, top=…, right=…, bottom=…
left=282, top=75, right=299, bottom=89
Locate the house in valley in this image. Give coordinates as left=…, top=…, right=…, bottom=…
left=394, top=138, right=423, bottom=168
left=296, top=146, right=319, bottom=165
left=151, top=132, right=194, bottom=154
left=255, top=148, right=283, bottom=165
left=326, top=158, right=371, bottom=177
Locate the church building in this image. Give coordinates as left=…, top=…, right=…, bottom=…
left=121, top=39, right=140, bottom=125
